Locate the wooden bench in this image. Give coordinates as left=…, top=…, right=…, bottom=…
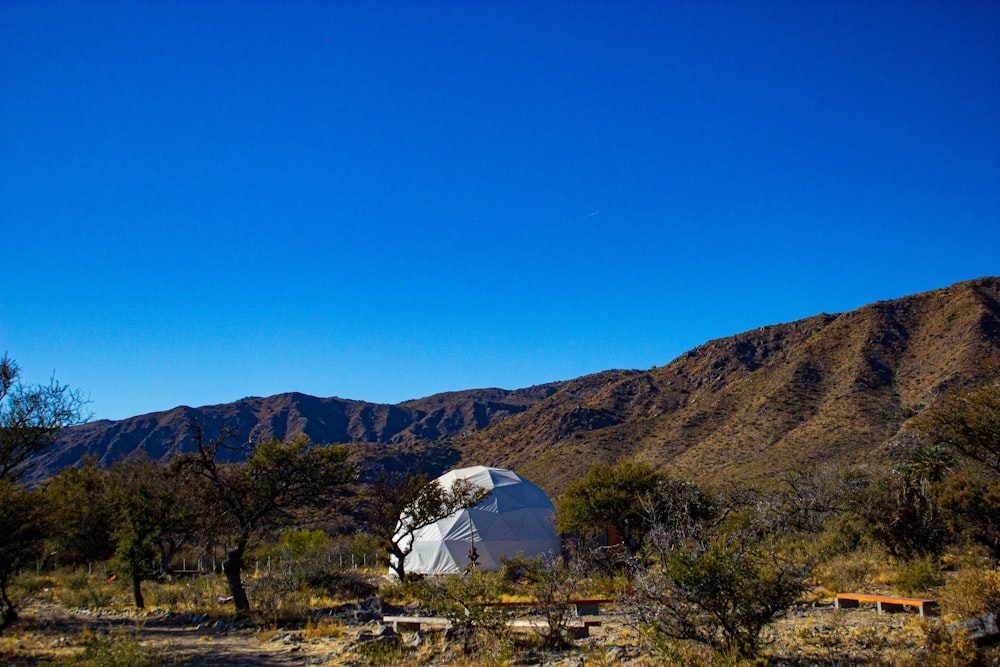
left=382, top=614, right=602, bottom=638
left=835, top=593, right=938, bottom=617
left=382, top=615, right=453, bottom=631
left=509, top=618, right=601, bottom=639
left=482, top=598, right=613, bottom=616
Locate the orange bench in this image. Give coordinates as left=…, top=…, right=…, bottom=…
left=835, top=593, right=937, bottom=617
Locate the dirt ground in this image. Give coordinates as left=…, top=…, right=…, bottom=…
left=0, top=597, right=957, bottom=666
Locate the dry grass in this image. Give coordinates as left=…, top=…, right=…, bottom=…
left=7, top=555, right=1000, bottom=666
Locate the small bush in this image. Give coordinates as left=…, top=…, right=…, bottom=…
left=895, top=556, right=944, bottom=595
left=142, top=580, right=198, bottom=610
left=303, top=617, right=344, bottom=640
left=813, top=546, right=886, bottom=594
left=922, top=623, right=978, bottom=667
left=379, top=577, right=426, bottom=605
left=57, top=581, right=116, bottom=610
left=248, top=574, right=299, bottom=625
left=352, top=640, right=412, bottom=666
left=421, top=571, right=513, bottom=657
left=939, top=566, right=1000, bottom=620
left=295, top=566, right=379, bottom=600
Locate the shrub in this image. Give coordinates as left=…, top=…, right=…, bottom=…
left=938, top=566, right=1000, bottom=620
left=56, top=577, right=116, bottom=611
left=813, top=545, right=887, bottom=594
left=247, top=574, right=299, bottom=625
left=637, top=538, right=807, bottom=660
left=352, top=639, right=412, bottom=666
left=922, top=623, right=978, bottom=667
left=895, top=556, right=944, bottom=595
left=294, top=564, right=379, bottom=600
left=421, top=570, right=512, bottom=657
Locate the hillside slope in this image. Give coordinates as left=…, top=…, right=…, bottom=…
left=48, top=277, right=1000, bottom=492
left=41, top=383, right=568, bottom=478
left=453, top=277, right=1000, bottom=492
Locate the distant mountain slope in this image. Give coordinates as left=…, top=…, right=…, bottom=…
left=47, top=277, right=1000, bottom=493
left=42, top=383, right=568, bottom=478
left=461, top=277, right=1000, bottom=492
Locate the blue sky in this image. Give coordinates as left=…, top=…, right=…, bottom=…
left=2, top=1, right=998, bottom=421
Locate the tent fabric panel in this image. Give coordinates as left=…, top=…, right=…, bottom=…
left=397, top=465, right=561, bottom=576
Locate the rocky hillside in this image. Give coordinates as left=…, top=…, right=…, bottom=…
left=462, top=276, right=1000, bottom=492
left=41, top=384, right=567, bottom=479
left=47, top=277, right=1000, bottom=493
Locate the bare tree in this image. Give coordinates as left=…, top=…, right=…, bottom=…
left=0, top=355, right=87, bottom=482
left=0, top=356, right=86, bottom=632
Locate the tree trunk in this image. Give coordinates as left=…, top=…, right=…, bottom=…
left=130, top=566, right=145, bottom=609
left=388, top=542, right=407, bottom=581
left=0, top=580, right=17, bottom=634
left=225, top=539, right=250, bottom=613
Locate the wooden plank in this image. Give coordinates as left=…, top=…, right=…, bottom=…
left=381, top=615, right=452, bottom=631
left=835, top=593, right=937, bottom=617
left=381, top=614, right=603, bottom=637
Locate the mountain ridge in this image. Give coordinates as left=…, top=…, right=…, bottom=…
left=47, top=277, right=1000, bottom=493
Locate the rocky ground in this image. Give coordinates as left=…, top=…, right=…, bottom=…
left=0, top=596, right=972, bottom=666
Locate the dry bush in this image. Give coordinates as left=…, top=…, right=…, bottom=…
left=140, top=574, right=232, bottom=615
left=919, top=623, right=978, bottom=667
left=813, top=545, right=889, bottom=594
left=894, top=555, right=944, bottom=595
left=349, top=639, right=412, bottom=666
left=302, top=617, right=344, bottom=640
left=419, top=571, right=514, bottom=661
left=938, top=566, right=1000, bottom=620
left=53, top=572, right=121, bottom=611
left=247, top=574, right=311, bottom=626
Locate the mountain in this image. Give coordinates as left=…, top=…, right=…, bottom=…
left=46, top=277, right=1000, bottom=493
left=40, top=384, right=565, bottom=480
left=462, top=276, right=1000, bottom=492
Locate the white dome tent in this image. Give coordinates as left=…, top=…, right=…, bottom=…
left=393, top=466, right=560, bottom=575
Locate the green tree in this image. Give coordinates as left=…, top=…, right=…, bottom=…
left=174, top=425, right=356, bottom=614
left=556, top=460, right=663, bottom=556
left=932, top=467, right=1000, bottom=559
left=0, top=356, right=86, bottom=632
left=0, top=482, right=49, bottom=632
left=109, top=455, right=188, bottom=609
left=44, top=456, right=115, bottom=566
left=846, top=457, right=951, bottom=559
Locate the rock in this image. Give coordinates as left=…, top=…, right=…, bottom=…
left=373, top=624, right=398, bottom=639
left=951, top=611, right=1000, bottom=644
